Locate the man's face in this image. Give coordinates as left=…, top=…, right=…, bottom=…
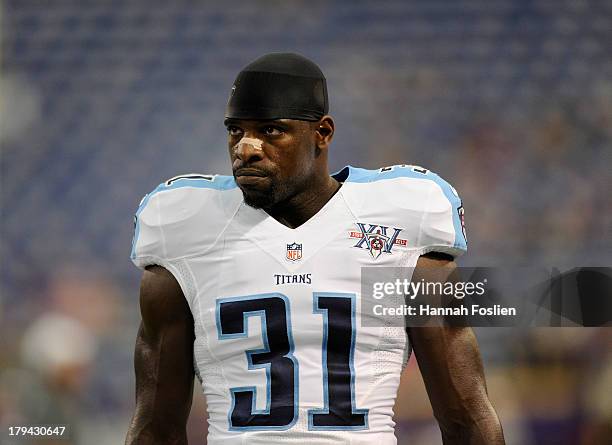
left=225, top=118, right=318, bottom=209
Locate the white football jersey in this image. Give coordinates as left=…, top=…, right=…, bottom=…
left=131, top=165, right=466, bottom=445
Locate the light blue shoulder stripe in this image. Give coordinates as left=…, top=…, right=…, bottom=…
left=342, top=165, right=467, bottom=251
left=130, top=175, right=237, bottom=260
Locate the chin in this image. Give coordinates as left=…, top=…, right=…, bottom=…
left=241, top=189, right=276, bottom=209
left=239, top=179, right=290, bottom=210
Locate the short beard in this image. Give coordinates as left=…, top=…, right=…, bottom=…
left=242, top=189, right=274, bottom=209
left=240, top=180, right=290, bottom=210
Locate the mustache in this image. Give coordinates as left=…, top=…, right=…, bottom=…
left=233, top=167, right=269, bottom=177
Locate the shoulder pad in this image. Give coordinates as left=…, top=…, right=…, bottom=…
left=343, top=165, right=467, bottom=257
left=130, top=174, right=240, bottom=268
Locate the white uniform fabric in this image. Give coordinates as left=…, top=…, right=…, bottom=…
left=131, top=165, right=467, bottom=444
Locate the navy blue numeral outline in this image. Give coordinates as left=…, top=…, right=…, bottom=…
left=216, top=293, right=299, bottom=431
left=216, top=292, right=369, bottom=431
left=165, top=174, right=214, bottom=186
left=308, top=292, right=369, bottom=430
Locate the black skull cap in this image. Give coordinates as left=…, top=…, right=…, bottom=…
left=226, top=52, right=329, bottom=121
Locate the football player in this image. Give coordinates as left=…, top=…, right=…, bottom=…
left=126, top=53, right=504, bottom=445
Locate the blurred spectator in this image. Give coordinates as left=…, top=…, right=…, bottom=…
left=1, top=313, right=96, bottom=444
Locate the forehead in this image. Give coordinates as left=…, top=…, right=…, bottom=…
left=223, top=118, right=312, bottom=130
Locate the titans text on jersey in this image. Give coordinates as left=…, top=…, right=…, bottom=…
left=131, top=164, right=467, bottom=445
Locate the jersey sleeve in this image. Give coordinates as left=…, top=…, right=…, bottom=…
left=130, top=174, right=240, bottom=269
left=130, top=186, right=168, bottom=269
left=417, top=173, right=467, bottom=258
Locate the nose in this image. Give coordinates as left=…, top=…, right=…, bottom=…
left=233, top=136, right=264, bottom=163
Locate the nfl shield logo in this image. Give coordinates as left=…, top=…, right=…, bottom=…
left=286, top=242, right=302, bottom=261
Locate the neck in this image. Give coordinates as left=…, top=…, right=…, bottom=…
left=266, top=174, right=340, bottom=229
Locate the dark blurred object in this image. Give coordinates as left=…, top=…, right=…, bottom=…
left=537, top=268, right=612, bottom=326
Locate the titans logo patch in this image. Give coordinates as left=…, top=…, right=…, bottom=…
left=349, top=223, right=407, bottom=259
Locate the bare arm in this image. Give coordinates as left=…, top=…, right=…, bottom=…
left=125, top=266, right=195, bottom=445
left=408, top=254, right=505, bottom=445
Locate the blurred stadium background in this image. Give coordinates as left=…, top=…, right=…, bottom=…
left=1, top=1, right=611, bottom=444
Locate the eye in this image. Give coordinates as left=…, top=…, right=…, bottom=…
left=262, top=126, right=283, bottom=136
left=227, top=126, right=243, bottom=137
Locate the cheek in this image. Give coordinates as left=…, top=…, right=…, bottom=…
left=295, top=138, right=317, bottom=166
left=266, top=134, right=314, bottom=176
left=228, top=148, right=237, bottom=165
left=227, top=139, right=236, bottom=156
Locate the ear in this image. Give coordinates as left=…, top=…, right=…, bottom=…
left=314, top=115, right=335, bottom=150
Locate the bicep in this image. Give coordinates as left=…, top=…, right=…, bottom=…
left=408, top=255, right=490, bottom=425
left=130, top=266, right=195, bottom=437
left=409, top=326, right=488, bottom=418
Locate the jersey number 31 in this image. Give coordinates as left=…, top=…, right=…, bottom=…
left=216, top=292, right=369, bottom=431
